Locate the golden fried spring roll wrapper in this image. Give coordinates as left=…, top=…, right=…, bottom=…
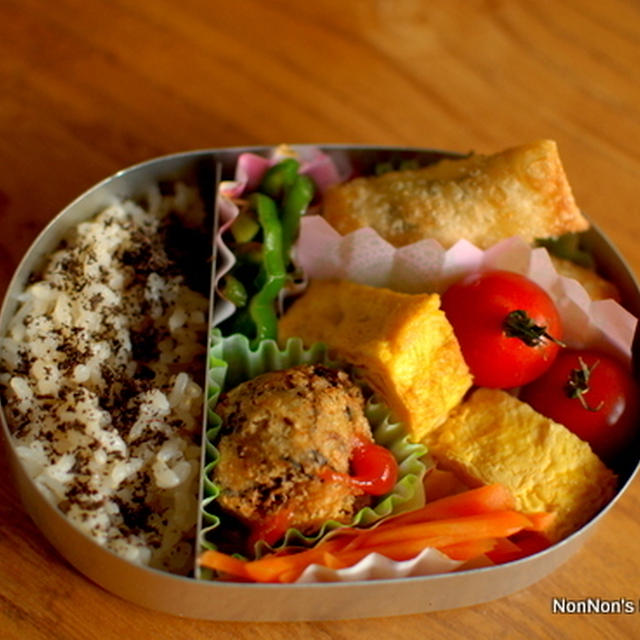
left=322, top=140, right=588, bottom=249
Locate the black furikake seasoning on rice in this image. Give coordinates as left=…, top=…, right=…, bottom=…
left=0, top=182, right=210, bottom=574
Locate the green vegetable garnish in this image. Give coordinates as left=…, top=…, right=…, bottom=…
left=281, top=173, right=315, bottom=263
left=535, top=233, right=594, bottom=269
left=246, top=193, right=286, bottom=346
left=220, top=274, right=248, bottom=308
left=259, top=157, right=300, bottom=200
left=220, top=157, right=316, bottom=344
left=230, top=210, right=260, bottom=244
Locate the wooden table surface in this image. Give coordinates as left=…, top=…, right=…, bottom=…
left=2, top=1, right=640, bottom=638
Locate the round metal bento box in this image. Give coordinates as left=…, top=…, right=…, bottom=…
left=1, top=145, right=639, bottom=622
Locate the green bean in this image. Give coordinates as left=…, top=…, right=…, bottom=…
left=230, top=210, right=260, bottom=244
left=220, top=274, right=248, bottom=308
left=247, top=193, right=286, bottom=345
left=281, top=173, right=315, bottom=263
left=259, top=158, right=300, bottom=200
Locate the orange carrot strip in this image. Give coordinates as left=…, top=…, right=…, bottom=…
left=346, top=510, right=532, bottom=551
left=332, top=537, right=442, bottom=567
left=320, top=551, right=346, bottom=570
left=242, top=538, right=347, bottom=582
left=510, top=531, right=553, bottom=556
left=424, top=468, right=470, bottom=502
left=255, top=538, right=441, bottom=583
left=199, top=539, right=349, bottom=584
left=197, top=490, right=555, bottom=584
left=438, top=537, right=498, bottom=562
left=381, top=483, right=516, bottom=528
left=486, top=528, right=554, bottom=564
left=198, top=550, right=250, bottom=579
left=272, top=537, right=498, bottom=581
left=273, top=549, right=358, bottom=583
left=288, top=535, right=493, bottom=572
left=524, top=511, right=556, bottom=532
left=482, top=536, right=524, bottom=564
left=489, top=536, right=522, bottom=554
left=272, top=542, right=429, bottom=583
left=276, top=568, right=304, bottom=583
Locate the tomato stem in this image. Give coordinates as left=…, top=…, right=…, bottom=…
left=564, top=357, right=604, bottom=412
left=502, top=310, right=565, bottom=348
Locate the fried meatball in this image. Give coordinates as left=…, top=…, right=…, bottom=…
left=212, top=364, right=374, bottom=535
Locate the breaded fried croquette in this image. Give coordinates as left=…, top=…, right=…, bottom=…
left=322, top=140, right=589, bottom=249
left=213, top=364, right=373, bottom=535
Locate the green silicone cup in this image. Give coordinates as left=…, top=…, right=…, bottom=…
left=198, top=330, right=428, bottom=575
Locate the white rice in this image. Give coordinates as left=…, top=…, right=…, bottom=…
left=0, top=183, right=209, bottom=574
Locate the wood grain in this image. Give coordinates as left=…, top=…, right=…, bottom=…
left=1, top=0, right=640, bottom=638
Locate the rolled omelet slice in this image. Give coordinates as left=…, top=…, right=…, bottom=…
left=322, top=139, right=589, bottom=249
left=279, top=279, right=472, bottom=442
left=428, top=388, right=618, bottom=542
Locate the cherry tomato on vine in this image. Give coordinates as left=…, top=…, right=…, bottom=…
left=440, top=269, right=564, bottom=388
left=520, top=349, right=638, bottom=463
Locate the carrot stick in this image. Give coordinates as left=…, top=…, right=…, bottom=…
left=487, top=536, right=522, bottom=555
left=345, top=510, right=532, bottom=550
left=324, top=537, right=443, bottom=568
left=320, top=551, right=345, bottom=570
left=197, top=484, right=555, bottom=583
left=198, top=550, right=250, bottom=579
left=270, top=533, right=500, bottom=582
left=523, top=511, right=556, bottom=533
left=481, top=536, right=523, bottom=564
left=335, top=536, right=498, bottom=565
left=199, top=539, right=348, bottom=583
left=242, top=538, right=347, bottom=582
left=437, top=537, right=497, bottom=562
left=274, top=565, right=311, bottom=584
left=277, top=568, right=305, bottom=583
left=382, top=483, right=516, bottom=528
left=510, top=531, right=552, bottom=556
left=424, top=468, right=470, bottom=502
